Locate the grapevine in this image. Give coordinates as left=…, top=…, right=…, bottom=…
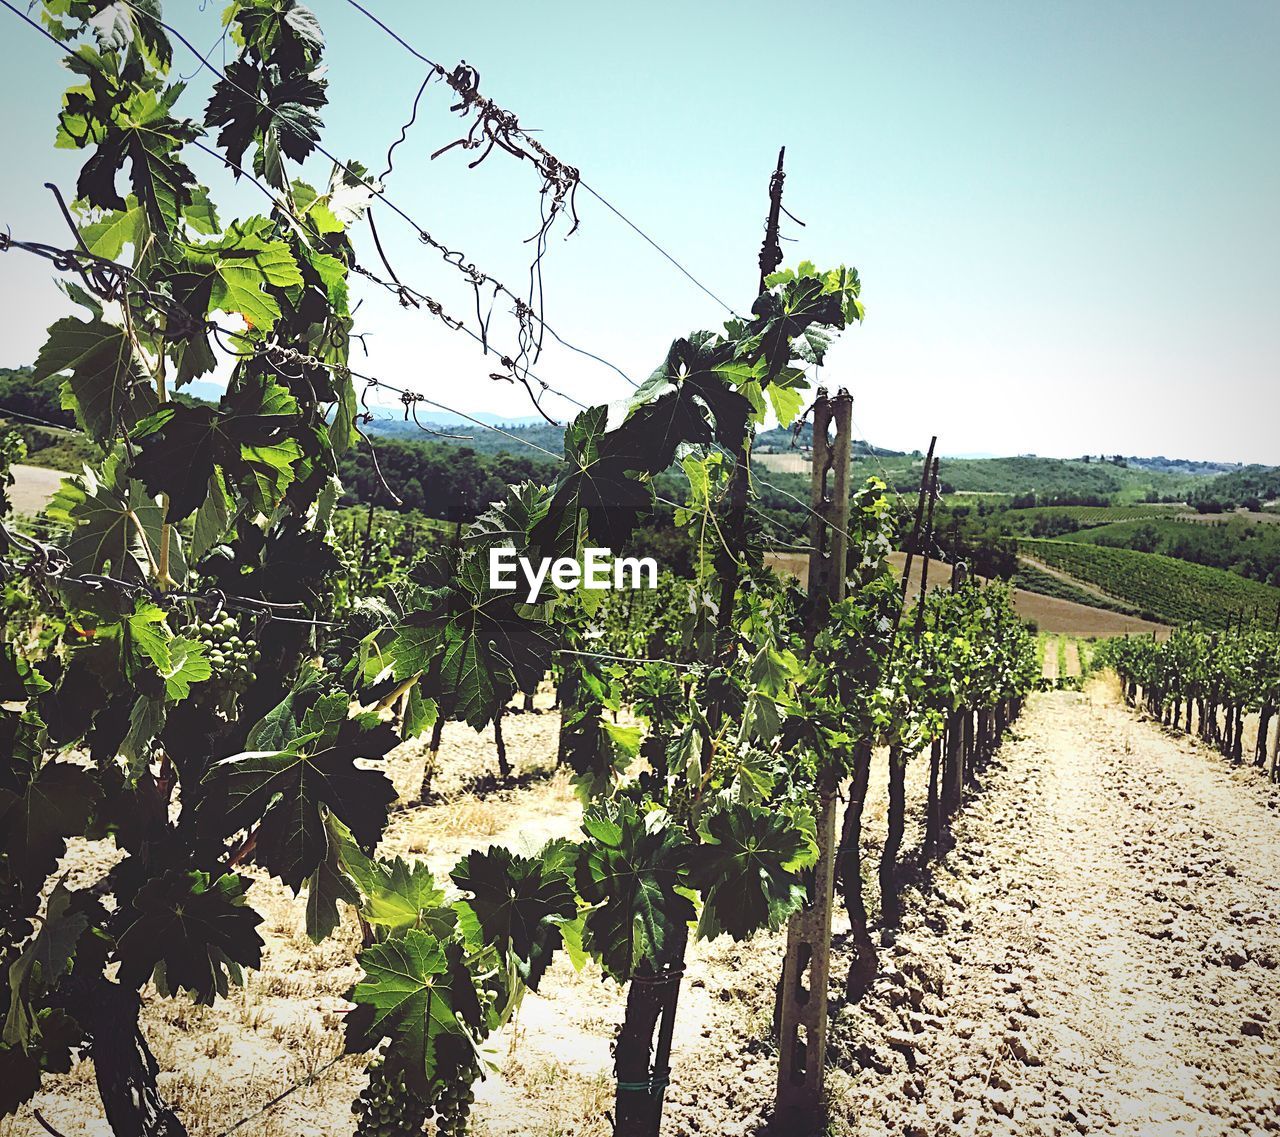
left=0, top=4, right=1045, bottom=1137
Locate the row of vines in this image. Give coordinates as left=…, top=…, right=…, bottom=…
left=1101, top=628, right=1280, bottom=780
left=0, top=3, right=1038, bottom=1136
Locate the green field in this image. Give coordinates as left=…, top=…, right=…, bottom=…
left=1018, top=539, right=1280, bottom=629
left=842, top=454, right=1216, bottom=503
left=1011, top=560, right=1141, bottom=616
left=1058, top=516, right=1280, bottom=587
left=1002, top=504, right=1184, bottom=531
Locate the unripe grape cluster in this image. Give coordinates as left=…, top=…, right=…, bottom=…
left=351, top=1055, right=479, bottom=1137
left=352, top=1057, right=432, bottom=1137
left=193, top=609, right=260, bottom=687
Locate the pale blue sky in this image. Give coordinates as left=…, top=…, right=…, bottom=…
left=1, top=1, right=1277, bottom=462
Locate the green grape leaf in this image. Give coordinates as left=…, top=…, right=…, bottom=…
left=125, top=601, right=170, bottom=672
left=749, top=646, right=800, bottom=697
left=281, top=1, right=326, bottom=50
left=34, top=315, right=155, bottom=446
left=120, top=693, right=165, bottom=778
left=184, top=185, right=220, bottom=234
left=122, top=603, right=209, bottom=700
left=245, top=665, right=327, bottom=751
left=356, top=856, right=454, bottom=939
left=2, top=884, right=88, bottom=1048
left=0, top=1008, right=83, bottom=1118
left=176, top=222, right=304, bottom=331
left=190, top=467, right=233, bottom=560
left=131, top=378, right=303, bottom=521
left=0, top=646, right=50, bottom=772
left=766, top=380, right=805, bottom=428
left=691, top=803, right=813, bottom=942
left=575, top=800, right=694, bottom=981
left=161, top=636, right=211, bottom=700
left=389, top=552, right=555, bottom=729
left=86, top=0, right=171, bottom=66
left=77, top=197, right=146, bottom=259
left=616, top=386, right=712, bottom=475
left=209, top=709, right=399, bottom=890
left=0, top=761, right=98, bottom=893
left=400, top=685, right=437, bottom=740
left=73, top=81, right=200, bottom=237
left=114, top=870, right=264, bottom=1003
left=450, top=846, right=576, bottom=989
left=45, top=450, right=179, bottom=580
left=205, top=61, right=327, bottom=191
left=350, top=929, right=481, bottom=1092
left=303, top=811, right=363, bottom=943
left=532, top=406, right=652, bottom=551
left=304, top=813, right=459, bottom=945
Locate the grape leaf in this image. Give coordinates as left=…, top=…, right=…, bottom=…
left=305, top=813, right=455, bottom=942
left=574, top=800, right=694, bottom=981
left=0, top=761, right=98, bottom=893
left=77, top=197, right=146, bottom=259
left=532, top=406, right=652, bottom=551
left=358, top=857, right=453, bottom=937
left=34, top=315, right=155, bottom=445
left=0, top=1008, right=82, bottom=1118
left=205, top=60, right=327, bottom=191
left=71, top=79, right=200, bottom=237
left=303, top=811, right=364, bottom=942
left=350, top=930, right=482, bottom=1092
left=2, top=884, right=88, bottom=1048
left=175, top=221, right=304, bottom=331
left=45, top=449, right=180, bottom=580
left=389, top=551, right=555, bottom=729
left=114, top=870, right=264, bottom=1003
left=119, top=693, right=165, bottom=778
left=209, top=707, right=399, bottom=890
left=190, top=467, right=233, bottom=560
left=161, top=637, right=212, bottom=700
left=87, top=0, right=170, bottom=65
left=0, top=645, right=50, bottom=772
left=131, top=378, right=303, bottom=521
left=451, top=846, right=575, bottom=989
left=691, top=803, right=814, bottom=942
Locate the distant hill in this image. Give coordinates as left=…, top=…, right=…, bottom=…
left=1122, top=455, right=1240, bottom=477
left=754, top=421, right=906, bottom=457
left=1189, top=464, right=1280, bottom=511
left=0, top=361, right=1263, bottom=508
left=366, top=416, right=566, bottom=458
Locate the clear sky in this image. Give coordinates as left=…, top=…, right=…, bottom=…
left=1, top=1, right=1277, bottom=463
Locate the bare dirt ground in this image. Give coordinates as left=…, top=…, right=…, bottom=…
left=1061, top=638, right=1081, bottom=678
left=1042, top=636, right=1060, bottom=683
left=754, top=453, right=811, bottom=475
left=762, top=552, right=1168, bottom=638
left=7, top=463, right=64, bottom=515
left=9, top=681, right=1280, bottom=1137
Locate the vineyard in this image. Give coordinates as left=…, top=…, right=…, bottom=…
left=1017, top=538, right=1280, bottom=630
left=1, top=4, right=1278, bottom=1137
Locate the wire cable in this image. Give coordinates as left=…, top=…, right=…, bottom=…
left=336, top=0, right=744, bottom=320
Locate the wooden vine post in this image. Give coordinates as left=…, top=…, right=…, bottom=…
left=775, top=386, right=853, bottom=1129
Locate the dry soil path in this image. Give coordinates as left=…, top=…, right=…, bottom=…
left=825, top=682, right=1280, bottom=1137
